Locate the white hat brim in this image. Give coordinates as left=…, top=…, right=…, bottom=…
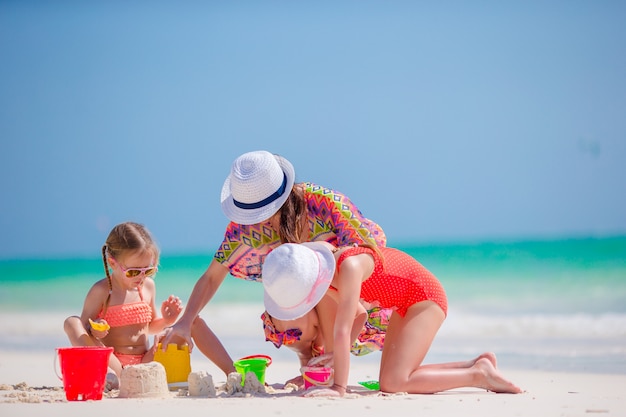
left=263, top=241, right=336, bottom=321
left=220, top=154, right=295, bottom=225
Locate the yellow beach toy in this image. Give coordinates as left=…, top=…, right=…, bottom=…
left=154, top=343, right=192, bottom=390
left=89, top=319, right=110, bottom=332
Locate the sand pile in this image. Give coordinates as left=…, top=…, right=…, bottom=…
left=118, top=362, right=170, bottom=398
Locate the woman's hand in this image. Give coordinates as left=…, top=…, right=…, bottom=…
left=161, top=295, right=183, bottom=325
left=159, top=321, right=194, bottom=352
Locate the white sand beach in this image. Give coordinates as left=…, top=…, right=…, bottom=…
left=1, top=307, right=626, bottom=416
left=1, top=347, right=625, bottom=417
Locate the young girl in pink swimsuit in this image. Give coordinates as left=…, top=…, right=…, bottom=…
left=262, top=242, right=523, bottom=396
left=64, top=222, right=183, bottom=389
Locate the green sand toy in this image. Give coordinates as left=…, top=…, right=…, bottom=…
left=358, top=380, right=380, bottom=390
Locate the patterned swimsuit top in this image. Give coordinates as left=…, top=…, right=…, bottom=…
left=214, top=182, right=387, bottom=281
left=261, top=312, right=302, bottom=348
left=98, top=287, right=152, bottom=328
left=260, top=312, right=324, bottom=355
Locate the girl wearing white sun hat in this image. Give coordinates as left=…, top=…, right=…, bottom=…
left=162, top=150, right=389, bottom=385
left=262, top=242, right=523, bottom=397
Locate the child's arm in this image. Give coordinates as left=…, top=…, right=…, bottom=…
left=72, top=280, right=110, bottom=342
left=80, top=280, right=109, bottom=320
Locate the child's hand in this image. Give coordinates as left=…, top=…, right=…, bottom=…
left=161, top=295, right=183, bottom=325
left=88, top=318, right=110, bottom=339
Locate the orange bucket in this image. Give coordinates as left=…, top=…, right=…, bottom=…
left=55, top=346, right=113, bottom=401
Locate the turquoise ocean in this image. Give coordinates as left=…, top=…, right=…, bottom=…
left=1, top=236, right=625, bottom=375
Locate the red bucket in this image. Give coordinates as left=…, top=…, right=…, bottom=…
left=55, top=346, right=113, bottom=401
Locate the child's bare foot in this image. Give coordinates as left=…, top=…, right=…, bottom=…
left=474, top=358, right=522, bottom=394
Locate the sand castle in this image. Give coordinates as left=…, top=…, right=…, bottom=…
left=117, top=362, right=170, bottom=398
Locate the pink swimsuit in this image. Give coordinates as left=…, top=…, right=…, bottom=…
left=98, top=288, right=152, bottom=367
left=98, top=288, right=152, bottom=328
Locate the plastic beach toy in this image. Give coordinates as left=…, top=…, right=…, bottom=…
left=154, top=343, right=192, bottom=390
left=301, top=366, right=334, bottom=389
left=89, top=318, right=110, bottom=332
left=358, top=380, right=380, bottom=390
left=238, top=354, right=272, bottom=366
left=233, top=355, right=272, bottom=386
left=55, top=346, right=113, bottom=401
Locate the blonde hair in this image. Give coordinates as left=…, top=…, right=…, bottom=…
left=100, top=222, right=159, bottom=313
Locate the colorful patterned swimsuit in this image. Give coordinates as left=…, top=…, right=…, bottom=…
left=215, top=182, right=386, bottom=280
left=338, top=246, right=448, bottom=317
left=214, top=182, right=389, bottom=354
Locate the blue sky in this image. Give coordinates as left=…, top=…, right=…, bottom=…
left=1, top=1, right=625, bottom=259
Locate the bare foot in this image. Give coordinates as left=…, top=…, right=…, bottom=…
left=476, top=352, right=497, bottom=368
left=474, top=358, right=522, bottom=394
left=462, top=352, right=497, bottom=368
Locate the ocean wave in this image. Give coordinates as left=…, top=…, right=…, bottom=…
left=2, top=307, right=625, bottom=374
left=3, top=306, right=625, bottom=340
left=441, top=308, right=626, bottom=338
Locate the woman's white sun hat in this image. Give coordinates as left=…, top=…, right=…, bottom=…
left=262, top=242, right=336, bottom=321
left=221, top=150, right=295, bottom=225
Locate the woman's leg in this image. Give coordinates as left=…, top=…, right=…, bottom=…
left=378, top=302, right=521, bottom=394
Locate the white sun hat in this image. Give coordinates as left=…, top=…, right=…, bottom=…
left=220, top=150, right=295, bottom=225
left=262, top=242, right=336, bottom=321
